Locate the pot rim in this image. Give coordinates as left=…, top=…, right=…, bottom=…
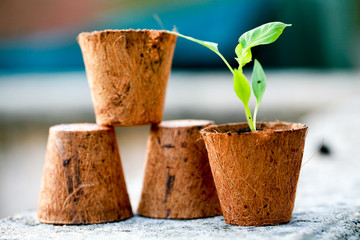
left=156, top=119, right=215, bottom=129
left=200, top=121, right=308, bottom=136
left=49, top=123, right=112, bottom=133
left=78, top=29, right=172, bottom=37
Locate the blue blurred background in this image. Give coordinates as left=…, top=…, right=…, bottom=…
left=0, top=0, right=359, bottom=71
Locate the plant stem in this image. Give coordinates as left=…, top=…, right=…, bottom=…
left=244, top=104, right=256, bottom=132
left=216, top=53, right=234, bottom=75
left=253, top=102, right=259, bottom=129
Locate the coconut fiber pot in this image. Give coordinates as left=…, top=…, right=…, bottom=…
left=138, top=120, right=222, bottom=219
left=200, top=122, right=308, bottom=226
left=77, top=29, right=177, bottom=126
left=38, top=123, right=133, bottom=224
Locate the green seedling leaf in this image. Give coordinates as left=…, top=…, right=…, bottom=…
left=252, top=59, right=266, bottom=104
left=233, top=69, right=251, bottom=105
left=170, top=31, right=219, bottom=52
left=235, top=43, right=242, bottom=56
left=251, top=59, right=266, bottom=127
left=167, top=31, right=234, bottom=74
left=235, top=43, right=250, bottom=67
left=236, top=22, right=291, bottom=67
left=239, top=22, right=292, bottom=48
left=234, top=69, right=255, bottom=131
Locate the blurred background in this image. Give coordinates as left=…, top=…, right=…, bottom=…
left=0, top=0, right=359, bottom=218
left=1, top=0, right=359, bottom=71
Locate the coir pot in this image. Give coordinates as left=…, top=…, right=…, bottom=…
left=200, top=121, right=308, bottom=226
left=78, top=29, right=177, bottom=126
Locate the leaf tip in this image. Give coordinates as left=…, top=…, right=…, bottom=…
left=277, top=22, right=292, bottom=28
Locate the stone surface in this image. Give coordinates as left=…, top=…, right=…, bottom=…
left=0, top=208, right=359, bottom=239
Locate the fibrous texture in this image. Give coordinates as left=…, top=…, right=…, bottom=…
left=38, top=123, right=133, bottom=224
left=78, top=29, right=177, bottom=126
left=138, top=120, right=222, bottom=219
left=201, top=122, right=308, bottom=226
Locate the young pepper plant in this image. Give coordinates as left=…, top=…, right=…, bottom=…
left=167, top=22, right=291, bottom=132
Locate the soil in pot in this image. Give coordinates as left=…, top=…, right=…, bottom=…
left=200, top=121, right=308, bottom=226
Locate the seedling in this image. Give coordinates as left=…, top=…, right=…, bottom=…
left=168, top=22, right=291, bottom=132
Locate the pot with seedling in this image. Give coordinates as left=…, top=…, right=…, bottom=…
left=168, top=22, right=308, bottom=226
